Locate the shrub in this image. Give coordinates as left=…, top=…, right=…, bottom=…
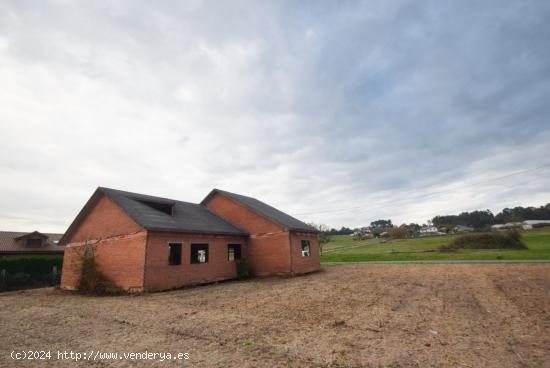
left=506, top=229, right=522, bottom=242
left=388, top=226, right=408, bottom=238
left=78, top=253, right=119, bottom=295
left=440, top=231, right=527, bottom=251
left=0, top=256, right=63, bottom=291
left=236, top=259, right=253, bottom=279
left=10, top=272, right=32, bottom=287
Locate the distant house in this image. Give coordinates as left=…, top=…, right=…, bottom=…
left=419, top=226, right=439, bottom=234
left=453, top=225, right=474, bottom=233
left=522, top=220, right=550, bottom=230
left=0, top=231, right=64, bottom=256
left=60, top=187, right=320, bottom=292
left=491, top=222, right=523, bottom=230
left=352, top=228, right=374, bottom=239
left=437, top=226, right=451, bottom=233
left=418, top=226, right=445, bottom=236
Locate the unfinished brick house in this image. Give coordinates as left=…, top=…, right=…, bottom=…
left=60, top=187, right=319, bottom=291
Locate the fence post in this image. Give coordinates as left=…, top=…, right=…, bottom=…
left=0, top=269, right=6, bottom=290
left=52, top=265, right=58, bottom=285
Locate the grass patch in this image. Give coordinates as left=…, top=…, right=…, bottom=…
left=321, top=228, right=550, bottom=262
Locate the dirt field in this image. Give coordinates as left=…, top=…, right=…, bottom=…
left=1, top=264, right=550, bottom=367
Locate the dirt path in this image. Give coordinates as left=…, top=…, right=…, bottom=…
left=1, top=264, right=549, bottom=367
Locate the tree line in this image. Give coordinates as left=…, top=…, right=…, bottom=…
left=432, top=203, right=550, bottom=229
left=313, top=202, right=550, bottom=235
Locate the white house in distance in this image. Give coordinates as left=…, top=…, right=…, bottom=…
left=419, top=226, right=446, bottom=236
left=491, top=222, right=522, bottom=230
left=521, top=220, right=550, bottom=230
left=419, top=226, right=439, bottom=234
left=352, top=228, right=374, bottom=239
left=491, top=220, right=550, bottom=230
left=453, top=225, right=474, bottom=233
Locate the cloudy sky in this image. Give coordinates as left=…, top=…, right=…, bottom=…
left=1, top=0, right=550, bottom=232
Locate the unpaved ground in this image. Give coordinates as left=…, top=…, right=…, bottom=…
left=1, top=264, right=550, bottom=367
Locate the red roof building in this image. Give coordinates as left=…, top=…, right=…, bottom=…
left=0, top=231, right=64, bottom=255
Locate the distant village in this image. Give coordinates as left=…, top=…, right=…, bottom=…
left=348, top=219, right=550, bottom=240
left=315, top=203, right=550, bottom=240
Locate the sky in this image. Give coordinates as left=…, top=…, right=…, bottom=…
left=1, top=0, right=550, bottom=232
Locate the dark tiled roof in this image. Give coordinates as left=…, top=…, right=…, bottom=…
left=201, top=189, right=318, bottom=233
left=61, top=188, right=248, bottom=244
left=0, top=231, right=64, bottom=253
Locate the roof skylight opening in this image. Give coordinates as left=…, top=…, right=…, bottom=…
left=136, top=199, right=174, bottom=215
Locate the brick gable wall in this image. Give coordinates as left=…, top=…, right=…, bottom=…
left=289, top=231, right=321, bottom=274
left=204, top=193, right=291, bottom=275
left=69, top=195, right=144, bottom=242
left=60, top=195, right=147, bottom=291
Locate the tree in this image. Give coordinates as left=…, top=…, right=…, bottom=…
left=432, top=210, right=495, bottom=229
left=406, top=223, right=421, bottom=236
left=388, top=226, right=408, bottom=239
left=308, top=223, right=331, bottom=253
left=431, top=203, right=550, bottom=229
left=370, top=219, right=393, bottom=229
left=325, top=226, right=354, bottom=235
left=494, top=204, right=550, bottom=223
left=368, top=219, right=393, bottom=238
left=370, top=227, right=384, bottom=237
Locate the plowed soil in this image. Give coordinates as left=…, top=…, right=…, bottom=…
left=1, top=264, right=549, bottom=367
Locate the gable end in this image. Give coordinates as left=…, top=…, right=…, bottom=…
left=201, top=189, right=318, bottom=233
left=59, top=188, right=144, bottom=245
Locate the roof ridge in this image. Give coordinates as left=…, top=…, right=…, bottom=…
left=99, top=187, right=194, bottom=205
left=0, top=230, right=63, bottom=235
left=60, top=187, right=249, bottom=245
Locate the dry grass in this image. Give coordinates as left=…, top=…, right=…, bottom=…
left=1, top=264, right=550, bottom=367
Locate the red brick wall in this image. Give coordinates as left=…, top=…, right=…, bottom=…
left=289, top=231, right=321, bottom=274
left=60, top=232, right=147, bottom=291
left=248, top=232, right=292, bottom=276
left=70, top=195, right=143, bottom=242
left=60, top=191, right=319, bottom=292
left=60, top=194, right=147, bottom=291
left=60, top=245, right=85, bottom=290
left=204, top=193, right=292, bottom=275
left=144, top=231, right=248, bottom=290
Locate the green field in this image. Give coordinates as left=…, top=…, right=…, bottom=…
left=320, top=228, right=550, bottom=262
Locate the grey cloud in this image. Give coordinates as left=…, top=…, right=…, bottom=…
left=0, top=0, right=549, bottom=231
